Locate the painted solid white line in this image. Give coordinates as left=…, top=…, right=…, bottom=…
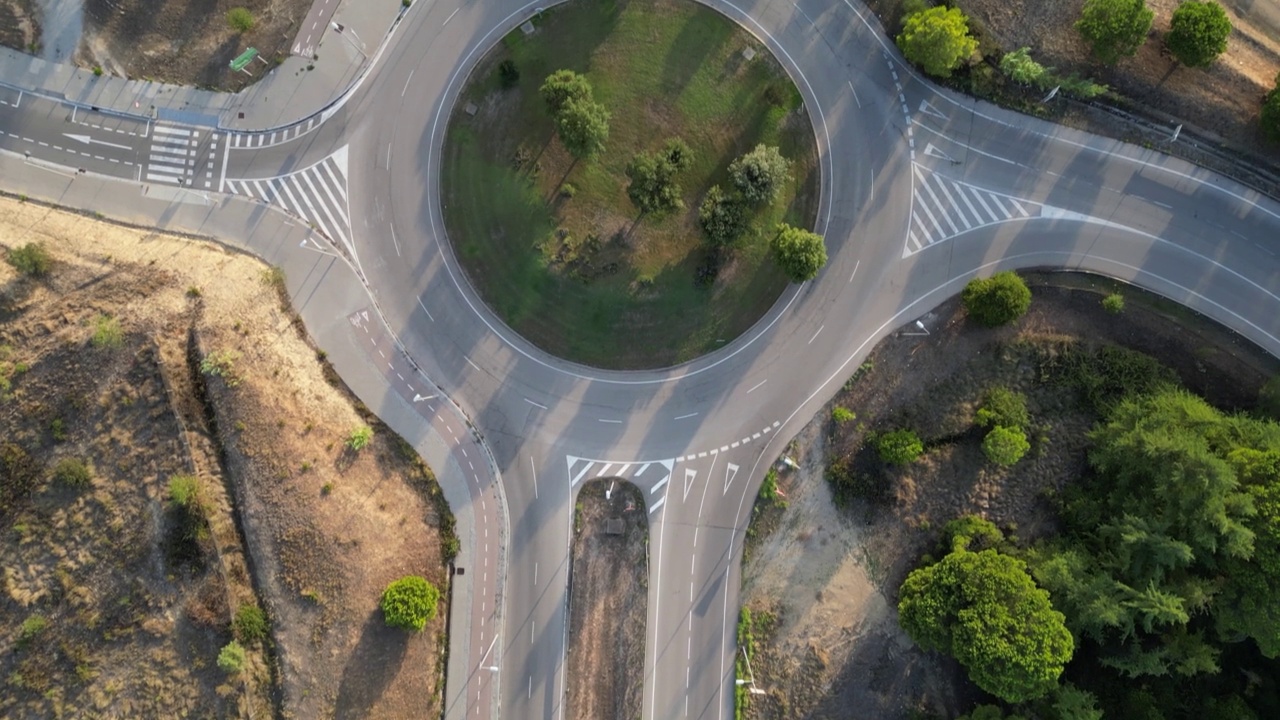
left=637, top=462, right=651, bottom=476
left=674, top=412, right=698, bottom=420
left=747, top=379, right=767, bottom=393
left=444, top=7, right=460, bottom=24
left=530, top=456, right=539, bottom=499
left=599, top=418, right=622, bottom=424
left=650, top=474, right=669, bottom=494
left=849, top=259, right=860, bottom=283
left=808, top=325, right=824, bottom=344
left=598, top=463, right=614, bottom=477
left=318, top=158, right=349, bottom=204
left=402, top=68, right=415, bottom=97
left=1009, top=197, right=1031, bottom=216
left=847, top=80, right=861, bottom=108
left=466, top=357, right=481, bottom=372
left=523, top=398, right=547, bottom=409
left=916, top=199, right=945, bottom=240
left=417, top=297, right=435, bottom=322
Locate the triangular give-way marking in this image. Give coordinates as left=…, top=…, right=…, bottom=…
left=722, top=463, right=740, bottom=495
left=918, top=99, right=947, bottom=120
left=683, top=469, right=697, bottom=501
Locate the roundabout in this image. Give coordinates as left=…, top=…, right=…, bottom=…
left=3, top=0, right=1280, bottom=718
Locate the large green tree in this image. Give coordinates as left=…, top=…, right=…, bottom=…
left=698, top=185, right=746, bottom=246
left=898, top=546, right=1074, bottom=702
left=539, top=69, right=592, bottom=115
left=729, top=145, right=791, bottom=205
left=1166, top=1, right=1231, bottom=68
left=769, top=223, right=827, bottom=282
left=626, top=138, right=691, bottom=214
left=1076, top=0, right=1154, bottom=65
left=896, top=6, right=979, bottom=78
left=554, top=97, right=611, bottom=159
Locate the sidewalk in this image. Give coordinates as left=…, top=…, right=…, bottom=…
left=0, top=0, right=404, bottom=131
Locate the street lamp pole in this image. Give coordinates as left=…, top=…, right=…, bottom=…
left=903, top=319, right=930, bottom=336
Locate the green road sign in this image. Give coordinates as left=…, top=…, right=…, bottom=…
left=229, top=48, right=259, bottom=72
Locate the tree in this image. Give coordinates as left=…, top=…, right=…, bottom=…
left=539, top=69, right=592, bottom=115
left=896, top=6, right=978, bottom=78
left=769, top=223, right=827, bottom=283
left=381, top=575, right=440, bottom=632
left=962, top=271, right=1032, bottom=327
left=975, top=386, right=1029, bottom=429
left=1263, top=77, right=1280, bottom=143
left=554, top=97, right=610, bottom=159
left=983, top=426, right=1030, bottom=466
left=1076, top=0, right=1154, bottom=65
left=729, top=145, right=791, bottom=205
left=1000, top=47, right=1050, bottom=87
left=233, top=605, right=269, bottom=645
left=877, top=429, right=924, bottom=465
left=898, top=547, right=1074, bottom=702
left=698, top=185, right=747, bottom=246
left=217, top=640, right=247, bottom=673
left=1166, top=1, right=1231, bottom=68
left=1054, top=684, right=1105, bottom=720
left=226, top=8, right=255, bottom=33
left=625, top=139, right=692, bottom=215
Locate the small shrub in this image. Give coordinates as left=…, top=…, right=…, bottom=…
left=50, top=418, right=67, bottom=442
left=1263, top=78, right=1280, bottom=143
left=321, top=481, right=334, bottom=495
left=878, top=429, right=924, bottom=465
left=1258, top=375, right=1280, bottom=419
left=217, top=640, right=247, bottom=673
left=186, top=286, right=202, bottom=298
left=91, top=315, right=123, bottom=349
left=961, top=271, right=1031, bottom=327
left=200, top=349, right=240, bottom=386
left=7, top=242, right=53, bottom=277
left=759, top=468, right=779, bottom=501
left=226, top=7, right=255, bottom=33
left=999, top=47, right=1050, bottom=87
left=559, top=183, right=576, bottom=198
left=975, top=387, right=1028, bottom=429
left=233, top=605, right=269, bottom=644
left=347, top=425, right=373, bottom=451
left=169, top=474, right=202, bottom=510
left=18, top=615, right=48, bottom=647
left=1102, top=293, right=1124, bottom=314
left=381, top=575, right=440, bottom=631
left=402, top=0, right=412, bottom=6
left=498, top=59, right=520, bottom=88
left=53, top=457, right=92, bottom=486
left=982, top=425, right=1030, bottom=466
left=92, top=65, right=103, bottom=77
left=832, top=407, right=856, bottom=425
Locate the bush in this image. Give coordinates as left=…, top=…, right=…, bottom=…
left=698, top=185, right=746, bottom=246
left=832, top=406, right=856, bottom=425
left=1102, top=293, right=1124, bottom=314
left=217, top=640, right=247, bottom=673
left=498, top=59, right=520, bottom=88
left=233, top=605, right=269, bottom=644
left=347, top=425, right=373, bottom=451
left=1076, top=0, right=1153, bottom=65
left=626, top=139, right=691, bottom=215
left=380, top=575, right=440, bottom=631
left=975, top=387, right=1029, bottom=429
left=982, top=426, right=1030, bottom=466
left=169, top=474, right=202, bottom=509
left=1264, top=77, right=1280, bottom=143
left=961, top=271, right=1031, bottom=327
left=896, top=6, right=979, bottom=78
left=91, top=315, right=123, bottom=349
left=226, top=7, right=255, bottom=33
left=999, top=47, right=1050, bottom=87
left=759, top=468, right=779, bottom=501
left=1258, top=375, right=1280, bottom=418
left=18, top=615, right=48, bottom=647
left=729, top=145, right=791, bottom=205
left=7, top=242, right=52, bottom=277
left=878, top=429, right=924, bottom=465
left=770, top=223, right=827, bottom=283
left=1166, top=1, right=1231, bottom=68
left=53, top=457, right=93, bottom=486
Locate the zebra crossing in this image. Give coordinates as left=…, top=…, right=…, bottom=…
left=567, top=456, right=675, bottom=513
left=225, top=117, right=320, bottom=150
left=145, top=124, right=219, bottom=187
left=222, top=145, right=351, bottom=249
left=906, top=163, right=1039, bottom=256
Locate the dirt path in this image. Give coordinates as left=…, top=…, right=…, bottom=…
left=0, top=193, right=454, bottom=718
left=739, top=273, right=1279, bottom=719
left=566, top=479, right=648, bottom=720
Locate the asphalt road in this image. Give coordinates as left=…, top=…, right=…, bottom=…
left=3, top=0, right=1280, bottom=719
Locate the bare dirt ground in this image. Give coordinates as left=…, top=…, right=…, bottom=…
left=0, top=0, right=40, bottom=53
left=0, top=194, right=453, bottom=718
left=566, top=479, right=647, bottom=720
left=739, top=272, right=1279, bottom=719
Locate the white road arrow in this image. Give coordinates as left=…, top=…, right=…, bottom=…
left=62, top=133, right=132, bottom=151
left=412, top=393, right=435, bottom=403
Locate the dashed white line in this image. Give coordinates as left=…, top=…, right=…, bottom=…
left=674, top=412, right=698, bottom=420
left=599, top=418, right=622, bottom=424
left=808, top=325, right=824, bottom=344
left=747, top=379, right=767, bottom=393
left=524, top=398, right=548, bottom=409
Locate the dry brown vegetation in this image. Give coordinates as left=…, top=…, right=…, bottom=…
left=566, top=479, right=648, bottom=720
left=740, top=273, right=1279, bottom=719
left=0, top=194, right=452, bottom=718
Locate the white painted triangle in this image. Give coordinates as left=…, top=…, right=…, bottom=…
left=723, top=462, right=739, bottom=495
left=330, top=144, right=348, bottom=182
left=683, top=468, right=697, bottom=501
left=918, top=99, right=947, bottom=120
left=923, top=143, right=956, bottom=162
left=567, top=455, right=593, bottom=487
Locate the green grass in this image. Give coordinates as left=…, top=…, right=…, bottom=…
left=443, top=0, right=819, bottom=369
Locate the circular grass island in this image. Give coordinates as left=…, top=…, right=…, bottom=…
left=443, top=0, right=820, bottom=369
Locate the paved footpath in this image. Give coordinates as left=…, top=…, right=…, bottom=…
left=0, top=0, right=404, bottom=131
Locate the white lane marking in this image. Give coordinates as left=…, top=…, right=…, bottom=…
left=847, top=79, right=861, bottom=108
left=599, top=418, right=622, bottom=424
left=417, top=297, right=436, bottom=322
left=674, top=412, right=698, bottom=420
left=402, top=68, right=416, bottom=97
left=649, top=495, right=665, bottom=513
left=571, top=461, right=594, bottom=486
left=747, top=379, right=767, bottom=393
left=808, top=325, right=824, bottom=344
left=389, top=223, right=402, bottom=257
left=530, top=456, right=539, bottom=499
left=444, top=7, right=460, bottom=25
left=848, top=259, right=860, bottom=283
left=524, top=398, right=547, bottom=409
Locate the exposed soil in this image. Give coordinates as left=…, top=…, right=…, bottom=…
left=73, top=0, right=308, bottom=91
left=0, top=0, right=40, bottom=53
left=739, top=272, right=1279, bottom=719
left=566, top=479, right=648, bottom=720
left=864, top=0, right=1280, bottom=167
left=0, top=194, right=453, bottom=718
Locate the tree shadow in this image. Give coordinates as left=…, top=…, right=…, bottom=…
left=333, top=609, right=411, bottom=719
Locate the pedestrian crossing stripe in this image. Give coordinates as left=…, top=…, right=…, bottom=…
left=226, top=117, right=320, bottom=150
left=222, top=146, right=351, bottom=250
left=144, top=124, right=203, bottom=186
left=565, top=455, right=674, bottom=514
left=906, top=163, right=1038, bottom=257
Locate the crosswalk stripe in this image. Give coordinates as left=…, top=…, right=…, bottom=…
left=308, top=163, right=350, bottom=225
left=152, top=125, right=191, bottom=137
left=318, top=159, right=348, bottom=204
left=1008, top=197, right=1030, bottom=217
left=146, top=172, right=177, bottom=182
left=911, top=211, right=932, bottom=245
left=916, top=189, right=947, bottom=238
left=954, top=181, right=983, bottom=224
left=967, top=185, right=999, bottom=223
left=146, top=164, right=184, bottom=176
left=988, top=194, right=1011, bottom=218
left=920, top=177, right=959, bottom=235
left=276, top=177, right=307, bottom=216
left=297, top=173, right=348, bottom=243
left=150, top=145, right=189, bottom=158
